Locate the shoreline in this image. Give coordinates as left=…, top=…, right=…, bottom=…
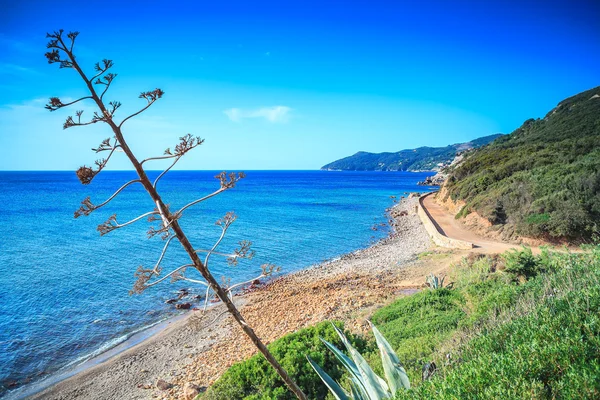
left=5, top=314, right=188, bottom=400
left=24, top=196, right=442, bottom=400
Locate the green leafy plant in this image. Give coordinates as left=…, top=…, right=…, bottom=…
left=307, top=323, right=410, bottom=399
left=503, top=247, right=540, bottom=280
left=425, top=274, right=452, bottom=290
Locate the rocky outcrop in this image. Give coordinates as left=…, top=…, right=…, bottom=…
left=418, top=173, right=446, bottom=186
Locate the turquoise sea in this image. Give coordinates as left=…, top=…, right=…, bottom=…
left=0, top=170, right=434, bottom=397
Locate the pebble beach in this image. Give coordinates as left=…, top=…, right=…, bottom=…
left=30, top=196, right=439, bottom=400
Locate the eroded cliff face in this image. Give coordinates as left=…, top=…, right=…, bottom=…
left=436, top=185, right=465, bottom=215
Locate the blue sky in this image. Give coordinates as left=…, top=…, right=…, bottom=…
left=0, top=0, right=598, bottom=170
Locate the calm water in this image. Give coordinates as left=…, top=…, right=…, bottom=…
left=0, top=170, right=433, bottom=396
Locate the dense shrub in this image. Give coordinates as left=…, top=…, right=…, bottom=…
left=446, top=86, right=600, bottom=242
left=202, top=321, right=368, bottom=399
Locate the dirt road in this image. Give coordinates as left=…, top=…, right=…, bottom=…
left=421, top=194, right=528, bottom=254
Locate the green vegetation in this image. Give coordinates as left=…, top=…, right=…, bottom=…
left=204, top=247, right=600, bottom=399
left=202, top=322, right=368, bottom=400
left=308, top=323, right=410, bottom=399
left=445, top=86, right=600, bottom=242
left=396, top=247, right=600, bottom=399
left=320, top=134, right=503, bottom=172
left=424, top=274, right=450, bottom=290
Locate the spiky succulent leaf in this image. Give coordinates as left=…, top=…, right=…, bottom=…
left=321, top=338, right=365, bottom=390
left=371, top=323, right=411, bottom=391
left=331, top=323, right=390, bottom=398
left=350, top=375, right=370, bottom=400
left=307, top=356, right=350, bottom=400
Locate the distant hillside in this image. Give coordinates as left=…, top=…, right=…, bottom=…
left=445, top=85, right=600, bottom=242
left=321, top=134, right=503, bottom=172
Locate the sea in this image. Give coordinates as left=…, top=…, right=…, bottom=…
left=0, top=170, right=434, bottom=398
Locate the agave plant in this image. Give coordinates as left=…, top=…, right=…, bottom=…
left=425, top=274, right=452, bottom=290
left=307, top=322, right=410, bottom=399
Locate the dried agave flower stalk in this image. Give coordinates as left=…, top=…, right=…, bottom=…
left=45, top=29, right=306, bottom=400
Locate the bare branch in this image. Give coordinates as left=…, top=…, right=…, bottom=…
left=94, top=73, right=118, bottom=100
left=152, top=236, right=177, bottom=273
left=143, top=264, right=193, bottom=289
left=118, top=88, right=164, bottom=129
left=140, top=154, right=178, bottom=165
left=180, top=277, right=209, bottom=286
left=143, top=135, right=205, bottom=189
left=226, top=273, right=267, bottom=294
left=74, top=179, right=141, bottom=218
left=204, top=213, right=237, bottom=267
left=97, top=211, right=158, bottom=236
left=45, top=96, right=92, bottom=111
left=203, top=286, right=211, bottom=311
left=91, top=59, right=115, bottom=81
left=153, top=156, right=181, bottom=189
left=92, top=137, right=119, bottom=153
left=194, top=249, right=237, bottom=258
left=175, top=188, right=226, bottom=216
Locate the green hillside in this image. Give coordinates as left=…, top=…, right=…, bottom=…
left=445, top=86, right=600, bottom=242
left=321, top=134, right=503, bottom=172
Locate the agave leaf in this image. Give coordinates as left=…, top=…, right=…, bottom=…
left=350, top=375, right=370, bottom=400
left=331, top=323, right=390, bottom=399
left=321, top=339, right=363, bottom=382
left=440, top=275, right=445, bottom=287
left=371, top=323, right=411, bottom=391
left=307, top=356, right=350, bottom=400
left=321, top=338, right=372, bottom=397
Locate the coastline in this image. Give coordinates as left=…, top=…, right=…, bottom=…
left=24, top=196, right=442, bottom=400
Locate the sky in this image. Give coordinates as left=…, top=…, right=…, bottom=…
left=0, top=0, right=598, bottom=170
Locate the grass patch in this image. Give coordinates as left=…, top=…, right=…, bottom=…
left=417, top=251, right=451, bottom=261
left=396, top=247, right=600, bottom=399
left=202, top=247, right=600, bottom=399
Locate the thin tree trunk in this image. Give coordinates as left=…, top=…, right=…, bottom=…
left=66, top=46, right=308, bottom=400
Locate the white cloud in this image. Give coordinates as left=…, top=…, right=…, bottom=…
left=0, top=63, right=41, bottom=76
left=224, top=106, right=291, bottom=123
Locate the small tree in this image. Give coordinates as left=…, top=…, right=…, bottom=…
left=44, top=30, right=307, bottom=400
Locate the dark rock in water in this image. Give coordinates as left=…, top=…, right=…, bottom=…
left=192, top=294, right=202, bottom=300
left=176, top=302, right=191, bottom=310
left=252, top=279, right=261, bottom=285
left=165, top=298, right=177, bottom=304
left=156, top=378, right=173, bottom=390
